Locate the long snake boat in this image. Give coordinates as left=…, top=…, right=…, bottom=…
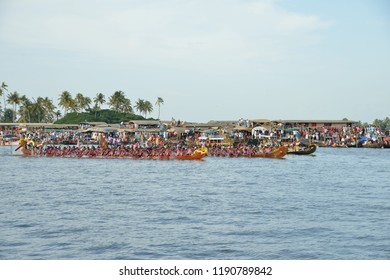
left=16, top=135, right=287, bottom=160
left=18, top=145, right=207, bottom=160
left=207, top=146, right=287, bottom=159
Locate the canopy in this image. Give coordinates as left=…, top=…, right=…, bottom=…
left=202, top=129, right=219, bottom=134
left=167, top=127, right=187, bottom=133
left=284, top=127, right=300, bottom=132
left=358, top=136, right=370, bottom=143
left=252, top=126, right=267, bottom=135
left=233, top=126, right=252, bottom=132
left=79, top=127, right=117, bottom=133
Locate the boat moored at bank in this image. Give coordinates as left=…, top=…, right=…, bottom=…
left=287, top=144, right=317, bottom=155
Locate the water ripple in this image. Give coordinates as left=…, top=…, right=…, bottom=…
left=0, top=147, right=389, bottom=259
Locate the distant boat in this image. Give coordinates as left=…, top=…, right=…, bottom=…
left=287, top=144, right=317, bottom=155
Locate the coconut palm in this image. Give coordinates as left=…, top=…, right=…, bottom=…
left=58, top=91, right=73, bottom=115
left=121, top=98, right=132, bottom=115
left=18, top=96, right=54, bottom=123
left=54, top=110, right=62, bottom=121
left=31, top=97, right=46, bottom=123
left=74, top=93, right=83, bottom=112
left=93, top=92, right=106, bottom=118
left=74, top=93, right=91, bottom=113
left=108, top=91, right=127, bottom=112
left=68, top=98, right=78, bottom=113
left=42, top=97, right=56, bottom=122
left=155, top=97, right=164, bottom=119
left=143, top=100, right=153, bottom=118
left=135, top=99, right=153, bottom=118
left=18, top=95, right=33, bottom=123
left=135, top=99, right=145, bottom=116
left=7, top=91, right=21, bottom=122
left=94, top=93, right=106, bottom=109
left=0, top=82, right=8, bottom=111
left=84, top=97, right=92, bottom=112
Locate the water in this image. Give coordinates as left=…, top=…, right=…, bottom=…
left=0, top=146, right=389, bottom=259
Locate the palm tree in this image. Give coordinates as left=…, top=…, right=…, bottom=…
left=7, top=91, right=21, bottom=122
left=31, top=97, right=46, bottom=123
left=58, top=91, right=73, bottom=115
left=135, top=99, right=153, bottom=118
left=18, top=95, right=32, bottom=123
left=54, top=110, right=62, bottom=121
left=94, top=93, right=106, bottom=109
left=93, top=92, right=106, bottom=118
left=0, top=82, right=8, bottom=111
left=143, top=100, right=153, bottom=118
left=68, top=98, right=78, bottom=113
left=135, top=99, right=145, bottom=116
left=19, top=96, right=53, bottom=123
left=155, top=97, right=164, bottom=119
left=121, top=98, right=132, bottom=115
left=42, top=97, right=56, bottom=122
left=84, top=97, right=92, bottom=112
left=108, top=91, right=126, bottom=112
left=74, top=93, right=91, bottom=113
left=74, top=93, right=84, bottom=113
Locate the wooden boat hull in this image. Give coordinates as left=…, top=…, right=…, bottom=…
left=19, top=147, right=206, bottom=160
left=287, top=144, right=317, bottom=155
left=209, top=146, right=288, bottom=158
left=252, top=146, right=288, bottom=158
left=21, top=148, right=36, bottom=156
left=175, top=153, right=206, bottom=160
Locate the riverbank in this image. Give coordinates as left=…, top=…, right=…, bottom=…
left=1, top=119, right=389, bottom=149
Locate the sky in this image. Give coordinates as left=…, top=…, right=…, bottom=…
left=0, top=0, right=389, bottom=123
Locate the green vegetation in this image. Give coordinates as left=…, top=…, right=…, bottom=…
left=54, top=109, right=147, bottom=124
left=0, top=82, right=9, bottom=115
left=1, top=81, right=389, bottom=128
left=372, top=117, right=390, bottom=131
left=0, top=81, right=164, bottom=124
left=135, top=98, right=153, bottom=118
left=155, top=97, right=164, bottom=120
left=1, top=108, right=13, bottom=122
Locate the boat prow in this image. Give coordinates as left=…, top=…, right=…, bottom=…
left=251, top=146, right=288, bottom=158
left=174, top=153, right=206, bottom=160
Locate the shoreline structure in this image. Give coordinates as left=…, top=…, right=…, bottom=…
left=1, top=118, right=389, bottom=149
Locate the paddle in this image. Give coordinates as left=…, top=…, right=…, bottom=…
left=14, top=145, right=23, bottom=151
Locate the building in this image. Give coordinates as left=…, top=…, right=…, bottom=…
left=274, top=119, right=357, bottom=129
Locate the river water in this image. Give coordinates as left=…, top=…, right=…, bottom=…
left=0, top=146, right=389, bottom=259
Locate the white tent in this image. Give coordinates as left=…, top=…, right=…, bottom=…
left=252, top=126, right=275, bottom=138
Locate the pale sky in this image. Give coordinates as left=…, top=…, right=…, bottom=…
left=0, top=0, right=389, bottom=123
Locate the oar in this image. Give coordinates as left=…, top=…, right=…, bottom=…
left=14, top=145, right=23, bottom=151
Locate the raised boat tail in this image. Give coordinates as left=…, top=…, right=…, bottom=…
left=271, top=146, right=288, bottom=158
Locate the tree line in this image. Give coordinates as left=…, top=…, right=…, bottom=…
left=0, top=82, right=164, bottom=123
left=371, top=118, right=390, bottom=132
